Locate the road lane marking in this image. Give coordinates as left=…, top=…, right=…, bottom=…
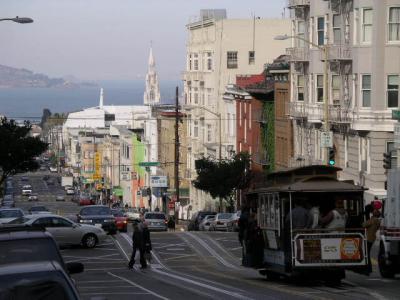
left=154, top=243, right=186, bottom=249
left=108, top=272, right=170, bottom=300
left=163, top=254, right=196, bottom=261
left=185, top=232, right=239, bottom=269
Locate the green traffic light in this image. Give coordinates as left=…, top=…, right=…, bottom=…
left=329, top=160, right=335, bottom=166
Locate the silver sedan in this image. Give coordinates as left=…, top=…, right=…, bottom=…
left=9, top=214, right=107, bottom=248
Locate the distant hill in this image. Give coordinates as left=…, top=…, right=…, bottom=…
left=0, top=64, right=97, bottom=88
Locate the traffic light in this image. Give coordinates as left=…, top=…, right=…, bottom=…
left=328, top=147, right=335, bottom=166
left=383, top=152, right=392, bottom=169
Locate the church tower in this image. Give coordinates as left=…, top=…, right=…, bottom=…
left=143, top=47, right=161, bottom=105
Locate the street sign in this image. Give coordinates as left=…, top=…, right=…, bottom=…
left=392, top=110, right=400, bottom=120
left=320, top=131, right=333, bottom=148
left=139, top=162, right=160, bottom=167
left=395, top=123, right=400, bottom=149
left=150, top=176, right=168, bottom=188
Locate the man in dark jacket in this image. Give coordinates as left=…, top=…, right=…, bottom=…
left=128, top=221, right=147, bottom=269
left=142, top=221, right=152, bottom=263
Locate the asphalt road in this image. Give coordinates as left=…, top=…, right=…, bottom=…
left=9, top=171, right=400, bottom=300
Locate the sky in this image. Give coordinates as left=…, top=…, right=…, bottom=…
left=0, top=0, right=287, bottom=81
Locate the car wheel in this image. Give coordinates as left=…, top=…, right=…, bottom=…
left=82, top=234, right=97, bottom=248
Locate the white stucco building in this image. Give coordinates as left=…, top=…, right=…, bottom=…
left=182, top=9, right=291, bottom=212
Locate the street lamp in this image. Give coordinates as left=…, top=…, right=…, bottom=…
left=275, top=34, right=330, bottom=165
left=0, top=16, right=34, bottom=24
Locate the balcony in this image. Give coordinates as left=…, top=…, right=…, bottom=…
left=307, top=104, right=323, bottom=123
left=181, top=71, right=204, bottom=82
left=286, top=47, right=309, bottom=62
left=287, top=102, right=307, bottom=119
left=324, top=45, right=352, bottom=61
left=329, top=105, right=352, bottom=123
left=288, top=0, right=310, bottom=8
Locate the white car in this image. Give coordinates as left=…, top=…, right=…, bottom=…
left=226, top=211, right=241, bottom=232
left=28, top=194, right=39, bottom=201
left=199, top=215, right=216, bottom=231
left=49, top=166, right=57, bottom=172
left=124, top=208, right=141, bottom=222
left=209, top=213, right=233, bottom=231
left=22, top=185, right=32, bottom=196
left=8, top=214, right=107, bottom=248
left=66, top=188, right=75, bottom=195
left=0, top=208, right=24, bottom=224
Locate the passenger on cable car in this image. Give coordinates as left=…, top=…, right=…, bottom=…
left=285, top=198, right=312, bottom=229
left=319, top=198, right=348, bottom=230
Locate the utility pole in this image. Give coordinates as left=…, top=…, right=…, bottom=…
left=174, top=86, right=180, bottom=223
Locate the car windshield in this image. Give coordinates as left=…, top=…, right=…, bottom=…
left=81, top=207, right=111, bottom=216
left=145, top=213, right=165, bottom=220
left=218, top=213, right=232, bottom=220
left=0, top=210, right=23, bottom=218
left=111, top=210, right=124, bottom=217
left=0, top=239, right=63, bottom=266
left=7, top=217, right=31, bottom=224
left=30, top=206, right=48, bottom=212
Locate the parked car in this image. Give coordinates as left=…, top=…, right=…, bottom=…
left=124, top=207, right=141, bottom=222
left=226, top=210, right=241, bottom=232
left=77, top=205, right=116, bottom=234
left=56, top=195, right=65, bottom=201
left=28, top=193, right=39, bottom=201
left=29, top=205, right=50, bottom=214
left=111, top=209, right=128, bottom=232
left=21, top=185, right=32, bottom=196
left=0, top=226, right=83, bottom=275
left=199, top=215, right=216, bottom=231
left=49, top=166, right=57, bottom=172
left=9, top=214, right=107, bottom=248
left=0, top=208, right=24, bottom=224
left=209, top=213, right=233, bottom=231
left=66, top=188, right=75, bottom=195
left=188, top=211, right=217, bottom=231
left=0, top=261, right=81, bottom=299
left=143, top=212, right=167, bottom=231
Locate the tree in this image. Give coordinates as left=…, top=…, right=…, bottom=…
left=0, top=118, right=48, bottom=193
left=193, top=152, right=251, bottom=212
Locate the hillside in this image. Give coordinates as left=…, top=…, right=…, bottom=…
left=0, top=65, right=96, bottom=88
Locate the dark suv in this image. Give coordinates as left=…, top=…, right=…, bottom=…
left=188, top=211, right=217, bottom=231
left=77, top=205, right=116, bottom=234
left=0, top=226, right=83, bottom=275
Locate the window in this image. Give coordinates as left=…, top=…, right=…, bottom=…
left=227, top=51, right=238, bottom=69
left=248, top=51, right=255, bottom=65
left=362, top=8, right=372, bottom=43
left=387, top=75, right=399, bottom=108
left=361, top=74, right=371, bottom=107
left=193, top=53, right=199, bottom=70
left=333, top=14, right=341, bottom=44
left=52, top=217, right=72, bottom=227
left=317, top=17, right=325, bottom=45
left=193, top=87, right=199, bottom=104
left=387, top=141, right=398, bottom=167
left=297, top=75, right=305, bottom=101
left=389, top=7, right=400, bottom=41
left=297, top=20, right=306, bottom=47
left=194, top=121, right=198, bottom=138
left=206, top=52, right=213, bottom=70
left=316, top=75, right=324, bottom=102
left=207, top=124, right=211, bottom=142
left=332, top=75, right=341, bottom=104
left=188, top=54, right=192, bottom=70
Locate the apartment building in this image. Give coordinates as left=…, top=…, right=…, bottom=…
left=287, top=0, right=400, bottom=201
left=183, top=9, right=290, bottom=212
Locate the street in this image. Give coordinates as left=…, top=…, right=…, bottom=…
left=10, top=171, right=400, bottom=300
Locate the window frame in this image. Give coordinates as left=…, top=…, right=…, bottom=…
left=227, top=51, right=238, bottom=69
left=248, top=51, right=255, bottom=65
left=317, top=17, right=325, bottom=46
left=387, top=141, right=398, bottom=167
left=332, top=14, right=342, bottom=45
left=316, top=74, right=324, bottom=103
left=297, top=20, right=306, bottom=47
left=387, top=74, right=399, bottom=108
left=193, top=53, right=199, bottom=71
left=388, top=6, right=400, bottom=42
left=361, top=74, right=371, bottom=108
left=297, top=75, right=305, bottom=101
left=361, top=8, right=373, bottom=44
left=331, top=74, right=341, bottom=104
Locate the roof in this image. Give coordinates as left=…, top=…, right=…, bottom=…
left=251, top=177, right=366, bottom=194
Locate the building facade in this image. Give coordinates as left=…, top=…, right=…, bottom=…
left=287, top=0, right=400, bottom=201
left=183, top=9, right=291, bottom=212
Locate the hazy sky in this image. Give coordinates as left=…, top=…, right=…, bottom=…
left=0, top=0, right=287, bottom=81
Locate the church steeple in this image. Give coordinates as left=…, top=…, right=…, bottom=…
left=143, top=45, right=161, bottom=105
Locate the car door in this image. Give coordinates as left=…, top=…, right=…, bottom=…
left=32, top=217, right=55, bottom=238
left=50, top=217, right=79, bottom=245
